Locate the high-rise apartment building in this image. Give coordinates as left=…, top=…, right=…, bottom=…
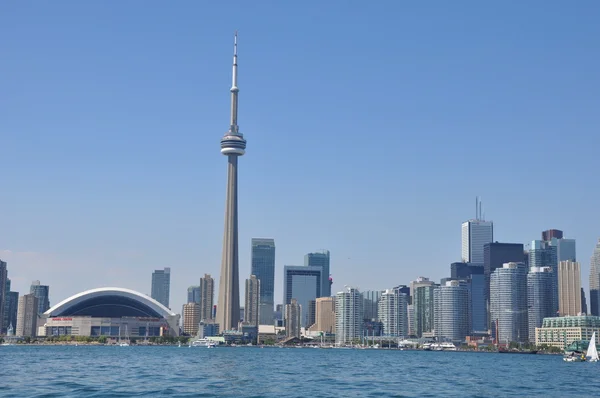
left=483, top=242, right=524, bottom=322
left=527, top=267, right=554, bottom=342
left=5, top=291, right=18, bottom=333
left=0, top=260, right=7, bottom=332
left=283, top=265, right=322, bottom=327
left=490, top=262, right=528, bottom=344
left=590, top=239, right=600, bottom=316
left=410, top=277, right=434, bottom=306
left=200, top=274, right=214, bottom=321
left=335, top=287, right=363, bottom=345
left=30, top=280, right=50, bottom=315
left=433, top=280, right=470, bottom=343
left=251, top=238, right=275, bottom=325
left=16, top=293, right=39, bottom=337
left=151, top=267, right=171, bottom=308
left=182, top=302, right=201, bottom=336
left=2, top=277, right=10, bottom=333
left=414, top=284, right=436, bottom=337
left=362, top=290, right=382, bottom=321
left=558, top=260, right=582, bottom=316
left=309, top=296, right=335, bottom=334
left=305, top=250, right=331, bottom=297
left=378, top=288, right=408, bottom=337
left=407, top=305, right=415, bottom=336
left=285, top=298, right=301, bottom=338
left=461, top=219, right=493, bottom=265
left=244, top=275, right=260, bottom=326
left=187, top=286, right=201, bottom=304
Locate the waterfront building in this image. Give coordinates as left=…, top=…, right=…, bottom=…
left=490, top=262, right=528, bottom=344
left=200, top=274, right=214, bottom=321
left=378, top=288, right=408, bottom=338
left=216, top=33, right=247, bottom=332
left=590, top=239, right=600, bottom=316
left=362, top=290, right=382, bottom=321
left=187, top=286, right=201, bottom=304
left=30, top=280, right=50, bottom=315
left=244, top=275, right=260, bottom=326
left=197, top=321, right=220, bottom=338
left=16, top=293, right=39, bottom=337
left=527, top=267, right=554, bottom=342
left=151, top=267, right=171, bottom=308
left=308, top=296, right=335, bottom=334
left=461, top=216, right=493, bottom=265
left=407, top=304, right=415, bottom=336
left=414, top=284, right=437, bottom=338
left=285, top=299, right=301, bottom=338
left=558, top=260, right=582, bottom=316
left=283, top=265, right=322, bottom=328
left=0, top=260, right=7, bottom=332
left=535, top=315, right=600, bottom=350
left=305, top=250, right=331, bottom=297
left=433, top=280, right=470, bottom=343
left=182, top=302, right=200, bottom=336
left=483, top=242, right=525, bottom=323
left=335, top=287, right=363, bottom=345
left=43, top=287, right=180, bottom=337
left=251, top=238, right=275, bottom=325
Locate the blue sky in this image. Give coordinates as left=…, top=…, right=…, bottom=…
left=1, top=1, right=599, bottom=313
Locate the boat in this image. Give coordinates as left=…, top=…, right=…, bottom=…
left=563, top=351, right=586, bottom=362
left=586, top=332, right=599, bottom=362
left=190, top=338, right=217, bottom=348
left=119, top=325, right=130, bottom=347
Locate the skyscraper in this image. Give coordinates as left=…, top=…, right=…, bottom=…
left=244, top=275, right=260, bottom=326
left=414, top=284, right=437, bottom=337
left=362, top=290, right=382, bottom=321
left=251, top=238, right=275, bottom=324
left=434, top=280, right=470, bottom=343
left=460, top=265, right=486, bottom=333
left=151, top=268, right=171, bottom=308
left=30, top=280, right=50, bottom=315
left=461, top=218, right=493, bottom=265
left=378, top=288, right=408, bottom=337
left=527, top=267, right=554, bottom=342
left=490, top=262, right=528, bottom=344
left=182, top=302, right=201, bottom=336
left=335, top=286, right=363, bottom=345
left=557, top=260, right=582, bottom=316
left=5, top=291, right=18, bottom=333
left=187, top=286, right=201, bottom=304
left=283, top=265, right=322, bottom=327
left=1, top=277, right=9, bottom=333
left=285, top=299, right=301, bottom=338
left=0, top=260, right=7, bottom=332
left=309, top=297, right=335, bottom=334
left=16, top=293, right=39, bottom=337
left=589, top=239, right=600, bottom=316
left=305, top=250, right=331, bottom=297
left=483, top=242, right=524, bottom=320
left=200, top=274, right=214, bottom=321
left=216, top=33, right=247, bottom=332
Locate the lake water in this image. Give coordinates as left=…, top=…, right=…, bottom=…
left=0, top=346, right=593, bottom=397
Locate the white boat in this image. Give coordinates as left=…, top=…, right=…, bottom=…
left=586, top=332, right=599, bottom=362
left=564, top=353, right=586, bottom=362
left=119, top=325, right=130, bottom=347
left=190, top=338, right=217, bottom=348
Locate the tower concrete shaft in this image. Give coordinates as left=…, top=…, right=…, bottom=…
left=216, top=32, right=246, bottom=332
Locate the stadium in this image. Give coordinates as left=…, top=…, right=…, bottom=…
left=42, top=287, right=180, bottom=337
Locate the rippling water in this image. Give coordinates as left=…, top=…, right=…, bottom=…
left=0, top=346, right=594, bottom=397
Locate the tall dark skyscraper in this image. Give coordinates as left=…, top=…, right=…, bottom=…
left=217, top=33, right=246, bottom=332
left=542, top=229, right=564, bottom=241
left=251, top=238, right=275, bottom=325
left=151, top=268, right=171, bottom=308
left=30, top=280, right=50, bottom=315
left=304, top=250, right=331, bottom=297
left=0, top=260, right=7, bottom=332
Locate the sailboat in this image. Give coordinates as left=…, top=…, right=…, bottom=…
left=119, top=325, right=130, bottom=347
left=586, top=332, right=599, bottom=362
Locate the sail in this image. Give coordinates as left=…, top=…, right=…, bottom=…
left=586, top=332, right=599, bottom=361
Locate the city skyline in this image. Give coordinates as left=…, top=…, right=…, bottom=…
left=2, top=2, right=600, bottom=315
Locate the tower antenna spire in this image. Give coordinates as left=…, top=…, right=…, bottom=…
left=229, top=31, right=239, bottom=133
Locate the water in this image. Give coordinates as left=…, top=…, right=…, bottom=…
left=0, top=346, right=593, bottom=397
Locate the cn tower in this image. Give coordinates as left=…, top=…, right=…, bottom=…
left=216, top=32, right=246, bottom=332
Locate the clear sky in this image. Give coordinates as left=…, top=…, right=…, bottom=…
left=1, top=1, right=599, bottom=314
